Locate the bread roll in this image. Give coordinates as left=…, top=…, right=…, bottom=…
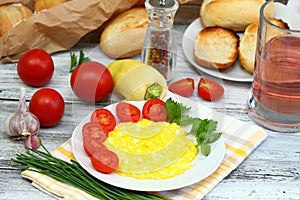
left=239, top=18, right=288, bottom=74
left=100, top=7, right=148, bottom=59
left=34, top=0, right=68, bottom=12
left=200, top=0, right=275, bottom=32
left=0, top=3, right=33, bottom=36
left=194, top=26, right=239, bottom=69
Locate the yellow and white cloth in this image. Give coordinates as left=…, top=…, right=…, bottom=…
left=21, top=95, right=267, bottom=200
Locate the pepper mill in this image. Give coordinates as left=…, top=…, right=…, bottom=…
left=141, top=0, right=179, bottom=82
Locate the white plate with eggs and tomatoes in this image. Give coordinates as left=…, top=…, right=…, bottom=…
left=71, top=93, right=225, bottom=191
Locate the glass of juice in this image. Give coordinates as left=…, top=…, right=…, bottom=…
left=248, top=0, right=300, bottom=132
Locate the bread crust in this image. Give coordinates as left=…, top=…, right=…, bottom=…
left=100, top=7, right=148, bottom=59
left=194, top=26, right=239, bottom=69
left=239, top=23, right=258, bottom=74
left=200, top=0, right=275, bottom=32
left=0, top=3, right=32, bottom=36
left=34, top=0, right=68, bottom=12
left=239, top=18, right=289, bottom=74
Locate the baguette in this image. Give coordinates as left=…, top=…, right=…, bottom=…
left=34, top=0, right=68, bottom=12
left=100, top=7, right=148, bottom=59
left=200, top=0, right=275, bottom=32
left=0, top=3, right=32, bottom=36
left=194, top=26, right=239, bottom=69
left=239, top=18, right=289, bottom=74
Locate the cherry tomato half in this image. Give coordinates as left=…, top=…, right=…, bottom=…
left=82, top=122, right=109, bottom=139
left=142, top=99, right=167, bottom=122
left=116, top=102, right=140, bottom=122
left=84, top=140, right=108, bottom=157
left=70, top=61, right=113, bottom=103
left=90, top=150, right=119, bottom=174
left=17, top=49, right=54, bottom=87
left=90, top=108, right=116, bottom=134
left=198, top=78, right=224, bottom=101
left=29, top=88, right=65, bottom=127
left=168, top=78, right=195, bottom=97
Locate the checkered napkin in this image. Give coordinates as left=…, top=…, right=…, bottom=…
left=21, top=95, right=267, bottom=200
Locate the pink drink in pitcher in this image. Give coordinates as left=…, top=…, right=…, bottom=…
left=252, top=35, right=300, bottom=114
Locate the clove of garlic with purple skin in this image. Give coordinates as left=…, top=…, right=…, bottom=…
left=4, top=87, right=40, bottom=139
left=25, top=134, right=41, bottom=149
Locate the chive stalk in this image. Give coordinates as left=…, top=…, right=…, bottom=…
left=11, top=144, right=170, bottom=200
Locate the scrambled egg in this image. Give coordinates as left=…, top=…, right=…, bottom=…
left=104, top=119, right=198, bottom=180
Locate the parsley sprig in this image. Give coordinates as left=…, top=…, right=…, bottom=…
left=164, top=98, right=194, bottom=125
left=164, top=98, right=222, bottom=156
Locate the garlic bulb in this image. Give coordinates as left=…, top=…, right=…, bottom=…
left=4, top=87, right=40, bottom=139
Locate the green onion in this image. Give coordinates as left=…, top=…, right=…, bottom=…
left=11, top=144, right=170, bottom=200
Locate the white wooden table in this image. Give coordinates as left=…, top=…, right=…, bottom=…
left=0, top=20, right=300, bottom=200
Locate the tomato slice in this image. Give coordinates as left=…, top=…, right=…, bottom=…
left=82, top=122, right=108, bottom=156
left=90, top=108, right=116, bottom=134
left=116, top=102, right=141, bottom=122
left=83, top=139, right=108, bottom=157
left=90, top=150, right=119, bottom=174
left=198, top=78, right=224, bottom=101
left=142, top=99, right=167, bottom=122
left=168, top=78, right=195, bottom=97
left=82, top=122, right=109, bottom=139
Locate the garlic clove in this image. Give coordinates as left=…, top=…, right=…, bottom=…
left=25, top=134, right=41, bottom=149
left=4, top=113, right=16, bottom=137
left=22, top=111, right=40, bottom=136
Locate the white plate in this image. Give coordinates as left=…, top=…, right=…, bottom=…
left=182, top=18, right=253, bottom=82
left=71, top=96, right=225, bottom=191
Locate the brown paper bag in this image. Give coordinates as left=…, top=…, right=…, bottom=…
left=0, top=0, right=139, bottom=62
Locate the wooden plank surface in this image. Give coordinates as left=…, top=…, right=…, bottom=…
left=0, top=6, right=300, bottom=200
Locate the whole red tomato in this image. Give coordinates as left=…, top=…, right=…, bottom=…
left=29, top=88, right=65, bottom=127
left=70, top=61, right=113, bottom=103
left=17, top=49, right=54, bottom=87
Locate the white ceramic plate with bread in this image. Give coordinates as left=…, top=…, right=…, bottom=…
left=182, top=18, right=253, bottom=82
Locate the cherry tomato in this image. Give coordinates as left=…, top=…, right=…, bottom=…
left=90, top=108, right=116, bottom=134
left=17, top=49, right=54, bottom=87
left=198, top=78, right=224, bottom=101
left=168, top=78, right=195, bottom=97
left=116, top=102, right=140, bottom=122
left=70, top=61, right=113, bottom=103
left=90, top=150, right=119, bottom=174
left=142, top=99, right=167, bottom=122
left=29, top=88, right=65, bottom=127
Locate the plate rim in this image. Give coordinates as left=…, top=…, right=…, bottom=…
left=182, top=17, right=253, bottom=82
left=71, top=97, right=225, bottom=191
